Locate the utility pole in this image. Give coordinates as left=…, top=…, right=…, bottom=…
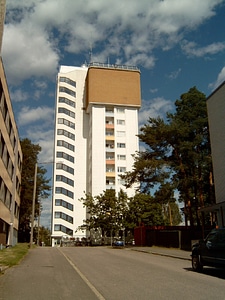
left=30, top=163, right=37, bottom=248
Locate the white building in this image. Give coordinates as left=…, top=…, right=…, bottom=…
left=51, top=63, right=141, bottom=246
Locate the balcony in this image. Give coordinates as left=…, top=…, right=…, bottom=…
left=105, top=123, right=114, bottom=129
left=106, top=143, right=114, bottom=151
left=106, top=159, right=115, bottom=165
left=106, top=178, right=115, bottom=190
left=106, top=166, right=115, bottom=177
left=105, top=130, right=114, bottom=141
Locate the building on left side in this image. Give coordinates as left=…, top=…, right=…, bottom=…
left=0, top=58, right=23, bottom=246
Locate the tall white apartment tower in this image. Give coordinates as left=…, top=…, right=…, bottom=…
left=51, top=63, right=141, bottom=246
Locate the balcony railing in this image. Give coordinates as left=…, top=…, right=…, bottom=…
left=89, top=62, right=140, bottom=72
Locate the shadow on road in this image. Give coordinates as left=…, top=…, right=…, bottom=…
left=184, top=267, right=225, bottom=280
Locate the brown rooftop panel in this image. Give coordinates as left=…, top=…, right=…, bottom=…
left=86, top=67, right=141, bottom=109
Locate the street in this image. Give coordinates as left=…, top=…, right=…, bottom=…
left=0, top=246, right=225, bottom=300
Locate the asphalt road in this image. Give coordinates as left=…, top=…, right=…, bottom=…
left=0, top=246, right=225, bottom=300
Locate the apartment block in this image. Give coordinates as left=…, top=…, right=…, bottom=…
left=51, top=63, right=141, bottom=246
left=0, top=57, right=22, bottom=246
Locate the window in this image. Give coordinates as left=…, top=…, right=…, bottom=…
left=106, top=107, right=114, bottom=113
left=59, top=86, right=76, bottom=97
left=55, top=199, right=73, bottom=211
left=0, top=134, right=5, bottom=157
left=58, top=118, right=75, bottom=129
left=57, top=129, right=75, bottom=141
left=56, top=174, right=74, bottom=187
left=117, top=143, right=126, bottom=148
left=0, top=96, right=7, bottom=120
left=117, top=154, right=126, bottom=160
left=117, top=131, right=125, bottom=137
left=117, top=119, right=125, bottom=125
left=55, top=212, right=61, bottom=218
left=59, top=97, right=75, bottom=108
left=54, top=224, right=73, bottom=236
left=57, top=140, right=75, bottom=152
left=59, top=77, right=76, bottom=87
left=55, top=186, right=74, bottom=198
left=118, top=178, right=126, bottom=185
left=117, top=108, right=125, bottom=113
left=58, top=107, right=75, bottom=118
left=118, top=166, right=126, bottom=173
left=56, top=162, right=74, bottom=174
left=54, top=211, right=73, bottom=224
left=5, top=189, right=12, bottom=209
left=56, top=151, right=74, bottom=163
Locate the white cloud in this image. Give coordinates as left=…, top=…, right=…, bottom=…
left=209, top=66, right=225, bottom=90
left=2, top=0, right=224, bottom=85
left=2, top=23, right=59, bottom=84
left=168, top=68, right=182, bottom=80
left=18, top=106, right=54, bottom=126
left=28, top=129, right=54, bottom=163
left=181, top=41, right=225, bottom=57
left=150, top=88, right=158, bottom=94
left=139, top=97, right=174, bottom=127
left=10, top=88, right=28, bottom=102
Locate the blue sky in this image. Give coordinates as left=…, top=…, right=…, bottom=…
left=2, top=0, right=225, bottom=228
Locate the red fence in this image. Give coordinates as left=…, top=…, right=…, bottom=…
left=134, top=225, right=210, bottom=250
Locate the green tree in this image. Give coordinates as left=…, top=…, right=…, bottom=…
left=80, top=189, right=128, bottom=236
left=168, top=87, right=214, bottom=225
left=154, top=183, right=182, bottom=225
left=122, top=87, right=214, bottom=226
left=126, top=193, right=164, bottom=228
left=19, top=138, right=51, bottom=242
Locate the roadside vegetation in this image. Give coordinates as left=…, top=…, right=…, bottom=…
left=0, top=243, right=29, bottom=268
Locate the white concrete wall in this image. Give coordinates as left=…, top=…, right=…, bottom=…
left=90, top=105, right=106, bottom=196
left=115, top=107, right=139, bottom=196
left=52, top=66, right=88, bottom=241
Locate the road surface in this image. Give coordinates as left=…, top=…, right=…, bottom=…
left=0, top=246, right=224, bottom=300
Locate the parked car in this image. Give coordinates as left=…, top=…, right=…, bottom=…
left=191, top=228, right=225, bottom=271
left=113, top=239, right=124, bottom=247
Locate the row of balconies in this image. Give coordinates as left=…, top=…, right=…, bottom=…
left=106, top=114, right=115, bottom=188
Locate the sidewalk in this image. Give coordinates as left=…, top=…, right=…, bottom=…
left=130, top=246, right=191, bottom=261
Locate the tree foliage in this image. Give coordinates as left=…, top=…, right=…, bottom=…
left=122, top=87, right=215, bottom=226
left=19, top=138, right=51, bottom=242
left=126, top=193, right=164, bottom=228
left=80, top=189, right=176, bottom=233
left=80, top=189, right=128, bottom=235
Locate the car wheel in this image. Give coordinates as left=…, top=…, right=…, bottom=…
left=192, top=254, right=203, bottom=272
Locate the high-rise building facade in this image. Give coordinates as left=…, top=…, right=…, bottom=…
left=0, top=58, right=23, bottom=246
left=51, top=63, right=141, bottom=246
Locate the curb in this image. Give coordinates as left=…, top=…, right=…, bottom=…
left=130, top=248, right=191, bottom=261
left=0, top=265, right=9, bottom=273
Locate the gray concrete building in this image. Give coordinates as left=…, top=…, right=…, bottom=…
left=205, top=81, right=225, bottom=227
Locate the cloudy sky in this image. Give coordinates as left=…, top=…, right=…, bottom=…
left=2, top=0, right=225, bottom=227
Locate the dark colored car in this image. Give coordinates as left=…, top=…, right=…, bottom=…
left=191, top=228, right=225, bottom=271
left=113, top=239, right=124, bottom=247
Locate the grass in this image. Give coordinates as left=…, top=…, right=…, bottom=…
left=0, top=243, right=29, bottom=268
